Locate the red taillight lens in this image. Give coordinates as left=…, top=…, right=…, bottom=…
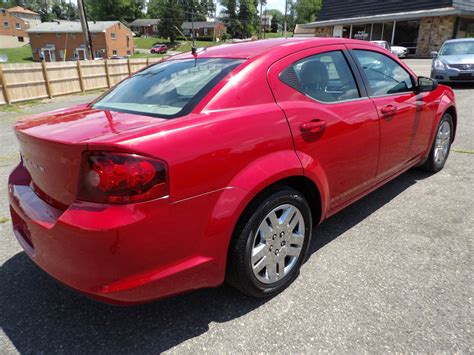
left=77, top=151, right=168, bottom=204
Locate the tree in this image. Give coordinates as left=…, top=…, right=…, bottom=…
left=51, top=0, right=78, bottom=21
left=86, top=0, right=145, bottom=23
left=220, top=0, right=257, bottom=39
left=293, top=0, right=321, bottom=25
left=180, top=0, right=214, bottom=22
left=220, top=0, right=240, bottom=38
left=265, top=8, right=282, bottom=33
left=148, top=0, right=184, bottom=42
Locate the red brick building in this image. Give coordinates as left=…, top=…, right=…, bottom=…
left=182, top=21, right=226, bottom=39
left=0, top=6, right=40, bottom=48
left=27, top=21, right=134, bottom=61
left=129, top=19, right=160, bottom=36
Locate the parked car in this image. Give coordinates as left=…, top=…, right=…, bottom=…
left=431, top=38, right=474, bottom=83
left=371, top=40, right=408, bottom=58
left=8, top=38, right=456, bottom=304
left=150, top=44, right=168, bottom=54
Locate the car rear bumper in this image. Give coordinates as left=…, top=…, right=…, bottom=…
left=8, top=163, right=245, bottom=304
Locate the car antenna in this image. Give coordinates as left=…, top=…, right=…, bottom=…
left=173, top=25, right=197, bottom=58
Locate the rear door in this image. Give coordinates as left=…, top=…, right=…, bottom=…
left=347, top=45, right=433, bottom=179
left=267, top=45, right=380, bottom=213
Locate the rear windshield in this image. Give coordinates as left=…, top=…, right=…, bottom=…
left=93, top=58, right=244, bottom=118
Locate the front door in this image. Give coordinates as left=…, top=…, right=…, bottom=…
left=267, top=45, right=380, bottom=213
left=347, top=46, right=432, bottom=179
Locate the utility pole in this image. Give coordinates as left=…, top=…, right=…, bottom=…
left=284, top=0, right=288, bottom=38
left=77, top=0, right=93, bottom=59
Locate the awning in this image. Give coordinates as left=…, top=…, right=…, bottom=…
left=304, top=7, right=474, bottom=28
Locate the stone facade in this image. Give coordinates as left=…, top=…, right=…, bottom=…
left=314, top=26, right=333, bottom=37
left=416, top=16, right=457, bottom=57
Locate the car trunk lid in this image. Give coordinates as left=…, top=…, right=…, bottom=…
left=14, top=104, right=167, bottom=206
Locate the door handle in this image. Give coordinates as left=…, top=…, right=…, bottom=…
left=381, top=105, right=397, bottom=115
left=300, top=120, right=327, bottom=133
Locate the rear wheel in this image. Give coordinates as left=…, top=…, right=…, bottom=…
left=226, top=187, right=312, bottom=298
left=421, top=113, right=453, bottom=172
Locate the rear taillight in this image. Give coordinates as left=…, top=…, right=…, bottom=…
left=77, top=151, right=168, bottom=204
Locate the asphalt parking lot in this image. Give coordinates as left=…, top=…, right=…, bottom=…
left=0, top=59, right=473, bottom=353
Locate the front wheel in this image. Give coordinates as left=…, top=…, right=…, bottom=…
left=226, top=187, right=312, bottom=298
left=421, top=113, right=453, bottom=172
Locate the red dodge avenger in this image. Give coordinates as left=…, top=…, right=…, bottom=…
left=8, top=38, right=456, bottom=304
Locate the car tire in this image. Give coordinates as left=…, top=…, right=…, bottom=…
left=226, top=187, right=312, bottom=298
left=421, top=112, right=453, bottom=172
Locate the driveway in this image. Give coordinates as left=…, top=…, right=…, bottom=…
left=0, top=60, right=472, bottom=353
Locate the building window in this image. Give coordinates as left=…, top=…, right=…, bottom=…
left=393, top=20, right=420, bottom=53
left=18, top=36, right=24, bottom=42
left=112, top=50, right=117, bottom=56
left=351, top=24, right=371, bottom=41
left=3, top=21, right=9, bottom=28
left=1, top=9, right=6, bottom=15
left=153, top=25, right=157, bottom=32
left=111, top=32, right=116, bottom=40
left=371, top=23, right=383, bottom=41
left=59, top=49, right=65, bottom=60
left=204, top=28, right=208, bottom=35
left=127, top=36, right=130, bottom=48
left=127, top=50, right=131, bottom=55
left=382, top=22, right=394, bottom=43
left=342, top=25, right=351, bottom=38
left=36, top=33, right=41, bottom=37
left=56, top=33, right=62, bottom=37
left=16, top=23, right=21, bottom=29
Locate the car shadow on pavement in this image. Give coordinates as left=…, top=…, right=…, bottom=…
left=0, top=168, right=432, bottom=353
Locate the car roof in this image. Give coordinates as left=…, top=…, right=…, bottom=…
left=169, top=37, right=370, bottom=60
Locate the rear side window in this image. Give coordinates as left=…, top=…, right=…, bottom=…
left=353, top=50, right=413, bottom=96
left=280, top=51, right=360, bottom=103
left=93, top=58, right=244, bottom=118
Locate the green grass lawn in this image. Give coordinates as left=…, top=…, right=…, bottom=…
left=260, top=32, right=294, bottom=39
left=0, top=45, right=33, bottom=63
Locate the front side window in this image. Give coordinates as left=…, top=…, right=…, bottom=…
left=93, top=58, right=244, bottom=118
left=353, top=50, right=413, bottom=96
left=280, top=50, right=360, bottom=103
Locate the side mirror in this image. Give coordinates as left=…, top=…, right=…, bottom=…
left=431, top=51, right=438, bottom=58
left=416, top=76, right=438, bottom=93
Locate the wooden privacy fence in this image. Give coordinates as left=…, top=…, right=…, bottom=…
left=0, top=57, right=168, bottom=105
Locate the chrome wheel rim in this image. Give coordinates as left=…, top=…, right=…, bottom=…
left=434, top=121, right=451, bottom=165
left=251, top=204, right=305, bottom=284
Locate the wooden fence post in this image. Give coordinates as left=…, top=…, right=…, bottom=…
left=146, top=57, right=149, bottom=66
left=76, top=61, right=85, bottom=92
left=104, top=59, right=111, bottom=88
left=0, top=64, right=12, bottom=104
left=127, top=57, right=132, bottom=75
left=41, top=61, right=52, bottom=99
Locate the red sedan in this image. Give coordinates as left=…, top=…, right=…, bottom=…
left=150, top=44, right=168, bottom=54
left=8, top=38, right=456, bottom=304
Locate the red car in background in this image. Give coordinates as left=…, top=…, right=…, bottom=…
left=8, top=38, right=456, bottom=304
left=150, top=44, right=168, bottom=54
